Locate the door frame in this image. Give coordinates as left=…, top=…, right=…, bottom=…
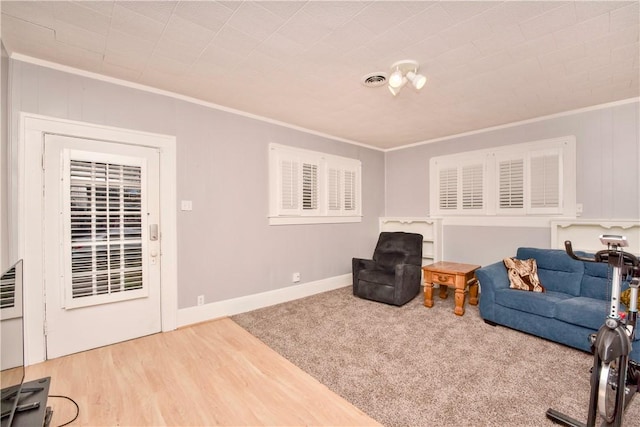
left=17, top=113, right=178, bottom=365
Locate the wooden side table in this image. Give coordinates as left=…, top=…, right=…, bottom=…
left=422, top=261, right=481, bottom=316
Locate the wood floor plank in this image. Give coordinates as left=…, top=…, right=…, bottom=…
left=25, top=317, right=379, bottom=426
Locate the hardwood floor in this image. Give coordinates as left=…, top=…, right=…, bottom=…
left=25, top=318, right=379, bottom=426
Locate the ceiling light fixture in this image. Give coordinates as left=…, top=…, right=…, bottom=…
left=387, top=60, right=427, bottom=96
left=388, top=69, right=404, bottom=89
left=388, top=77, right=407, bottom=96
left=406, top=70, right=426, bottom=90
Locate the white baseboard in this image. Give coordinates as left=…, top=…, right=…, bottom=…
left=176, top=274, right=351, bottom=328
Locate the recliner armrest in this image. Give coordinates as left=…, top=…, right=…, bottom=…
left=352, top=258, right=377, bottom=296
left=352, top=258, right=376, bottom=273
left=394, top=263, right=422, bottom=303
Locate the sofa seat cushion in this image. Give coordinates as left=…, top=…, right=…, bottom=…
left=494, top=289, right=572, bottom=318
left=358, top=269, right=395, bottom=287
left=554, top=297, right=608, bottom=330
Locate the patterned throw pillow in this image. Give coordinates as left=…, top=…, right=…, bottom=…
left=503, top=257, right=545, bottom=292
left=620, top=288, right=640, bottom=310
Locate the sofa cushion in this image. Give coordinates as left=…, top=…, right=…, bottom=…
left=503, top=257, right=545, bottom=292
left=516, top=247, right=583, bottom=296
left=494, top=289, right=572, bottom=318
left=554, top=297, right=608, bottom=330
left=579, top=254, right=610, bottom=300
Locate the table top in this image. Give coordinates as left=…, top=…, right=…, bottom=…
left=422, top=261, right=481, bottom=275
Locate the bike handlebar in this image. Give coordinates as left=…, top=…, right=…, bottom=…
left=564, top=240, right=640, bottom=271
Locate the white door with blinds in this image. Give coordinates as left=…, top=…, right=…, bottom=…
left=43, top=134, right=161, bottom=359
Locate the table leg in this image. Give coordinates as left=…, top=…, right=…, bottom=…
left=438, top=285, right=448, bottom=299
left=424, top=275, right=434, bottom=308
left=469, top=278, right=479, bottom=305
left=454, top=275, right=466, bottom=316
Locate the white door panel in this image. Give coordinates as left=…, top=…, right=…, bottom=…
left=43, top=134, right=161, bottom=359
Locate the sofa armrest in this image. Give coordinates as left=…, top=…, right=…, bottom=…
left=477, top=261, right=509, bottom=290
left=476, top=260, right=509, bottom=321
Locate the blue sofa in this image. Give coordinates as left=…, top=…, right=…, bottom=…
left=477, top=247, right=640, bottom=362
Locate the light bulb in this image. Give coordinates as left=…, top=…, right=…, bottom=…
left=407, top=71, right=427, bottom=90
left=388, top=69, right=404, bottom=88
left=388, top=77, right=407, bottom=96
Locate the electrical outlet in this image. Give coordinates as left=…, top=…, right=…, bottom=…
left=292, top=272, right=301, bottom=283
left=197, top=295, right=204, bottom=306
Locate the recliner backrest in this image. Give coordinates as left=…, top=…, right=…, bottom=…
left=373, top=232, right=423, bottom=272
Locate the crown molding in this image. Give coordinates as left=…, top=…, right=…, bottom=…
left=9, top=53, right=638, bottom=155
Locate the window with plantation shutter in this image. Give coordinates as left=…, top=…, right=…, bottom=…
left=302, top=163, right=318, bottom=211
left=498, top=158, right=524, bottom=210
left=439, top=168, right=457, bottom=210
left=344, top=169, right=357, bottom=212
left=0, top=266, right=16, bottom=310
left=0, top=261, right=22, bottom=321
left=280, top=159, right=298, bottom=211
left=462, top=164, right=483, bottom=210
left=435, top=163, right=484, bottom=213
left=275, top=154, right=320, bottom=215
left=67, top=159, right=145, bottom=306
left=430, top=136, right=575, bottom=217
left=328, top=167, right=341, bottom=211
left=529, top=151, right=560, bottom=211
left=269, top=144, right=361, bottom=224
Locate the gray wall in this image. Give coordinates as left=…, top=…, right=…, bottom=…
left=8, top=59, right=385, bottom=309
left=385, top=101, right=640, bottom=265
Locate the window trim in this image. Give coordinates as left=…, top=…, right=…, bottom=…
left=430, top=136, right=576, bottom=218
left=268, top=143, right=362, bottom=225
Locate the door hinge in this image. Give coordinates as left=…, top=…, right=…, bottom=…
left=43, top=321, right=48, bottom=337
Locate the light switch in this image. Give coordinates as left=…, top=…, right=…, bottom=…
left=181, top=200, right=193, bottom=211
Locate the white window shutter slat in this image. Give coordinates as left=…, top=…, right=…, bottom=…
left=328, top=168, right=341, bottom=211
left=462, top=164, right=483, bottom=210
left=439, top=168, right=458, bottom=210
left=499, top=159, right=524, bottom=209
left=344, top=169, right=356, bottom=211
left=280, top=159, right=299, bottom=211
left=0, top=267, right=16, bottom=310
left=302, top=162, right=318, bottom=210
left=530, top=153, right=560, bottom=208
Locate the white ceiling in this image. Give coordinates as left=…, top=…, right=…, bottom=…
left=1, top=1, right=639, bottom=150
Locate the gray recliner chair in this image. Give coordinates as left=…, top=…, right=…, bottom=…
left=352, top=232, right=423, bottom=306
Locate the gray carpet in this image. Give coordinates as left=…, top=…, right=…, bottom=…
left=231, top=287, right=640, bottom=426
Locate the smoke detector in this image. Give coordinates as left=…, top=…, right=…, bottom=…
left=361, top=72, right=388, bottom=88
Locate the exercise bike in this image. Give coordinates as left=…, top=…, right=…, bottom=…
left=546, top=234, right=640, bottom=427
